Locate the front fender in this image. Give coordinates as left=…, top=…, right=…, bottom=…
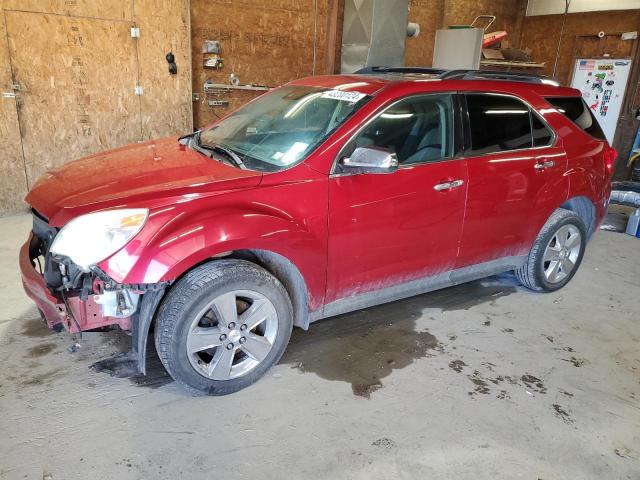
left=98, top=201, right=327, bottom=310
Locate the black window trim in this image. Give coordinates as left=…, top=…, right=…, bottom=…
left=460, top=91, right=557, bottom=159
left=330, top=91, right=465, bottom=176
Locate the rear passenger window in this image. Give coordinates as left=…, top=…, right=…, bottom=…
left=545, top=96, right=606, bottom=140
left=466, top=94, right=533, bottom=154
left=532, top=113, right=553, bottom=147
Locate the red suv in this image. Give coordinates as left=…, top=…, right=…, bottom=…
left=20, top=68, right=616, bottom=395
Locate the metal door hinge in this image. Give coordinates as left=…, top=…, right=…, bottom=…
left=134, top=85, right=144, bottom=95
left=131, top=26, right=140, bottom=38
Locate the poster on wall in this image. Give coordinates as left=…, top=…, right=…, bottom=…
left=571, top=58, right=632, bottom=144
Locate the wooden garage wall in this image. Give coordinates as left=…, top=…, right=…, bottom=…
left=405, top=0, right=528, bottom=68
left=519, top=9, right=640, bottom=179
left=0, top=0, right=192, bottom=215
left=519, top=10, right=640, bottom=85
left=190, top=0, right=340, bottom=129
left=0, top=2, right=26, bottom=215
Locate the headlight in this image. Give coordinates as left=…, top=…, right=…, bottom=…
left=50, top=209, right=148, bottom=271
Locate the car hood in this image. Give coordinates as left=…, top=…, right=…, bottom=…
left=26, top=136, right=262, bottom=225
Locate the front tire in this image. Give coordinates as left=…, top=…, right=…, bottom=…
left=155, top=259, right=293, bottom=395
left=515, top=209, right=587, bottom=292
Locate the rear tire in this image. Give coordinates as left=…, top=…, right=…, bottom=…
left=155, top=259, right=293, bottom=395
left=515, top=209, right=587, bottom=292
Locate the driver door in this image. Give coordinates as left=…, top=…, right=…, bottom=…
left=325, top=93, right=468, bottom=305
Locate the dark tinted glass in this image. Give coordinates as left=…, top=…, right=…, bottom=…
left=545, top=96, right=606, bottom=140
left=350, top=94, right=454, bottom=165
left=466, top=94, right=532, bottom=154
left=532, top=113, right=553, bottom=147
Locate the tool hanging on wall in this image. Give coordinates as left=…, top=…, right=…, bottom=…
left=202, top=40, right=221, bottom=54
left=204, top=55, right=224, bottom=69
left=166, top=52, right=177, bottom=75
left=203, top=39, right=224, bottom=69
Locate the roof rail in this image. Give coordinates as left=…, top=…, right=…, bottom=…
left=354, top=66, right=447, bottom=75
left=440, top=69, right=560, bottom=85
left=355, top=66, right=560, bottom=86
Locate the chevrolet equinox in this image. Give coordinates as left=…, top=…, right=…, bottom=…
left=20, top=68, right=616, bottom=394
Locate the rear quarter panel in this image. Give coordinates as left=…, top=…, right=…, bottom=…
left=541, top=97, right=611, bottom=228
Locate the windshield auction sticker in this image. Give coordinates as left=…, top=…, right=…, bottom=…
left=321, top=90, right=366, bottom=103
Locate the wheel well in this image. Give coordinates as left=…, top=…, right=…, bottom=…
left=560, top=197, right=596, bottom=239
left=134, top=249, right=311, bottom=375
left=224, top=249, right=311, bottom=330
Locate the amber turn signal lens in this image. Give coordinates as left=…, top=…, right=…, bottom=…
left=120, top=213, right=147, bottom=228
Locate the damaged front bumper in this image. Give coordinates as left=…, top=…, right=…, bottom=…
left=20, top=232, right=167, bottom=375
left=20, top=234, right=137, bottom=333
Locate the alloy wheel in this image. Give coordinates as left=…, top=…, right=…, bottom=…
left=186, top=290, right=278, bottom=380
left=542, top=224, right=582, bottom=284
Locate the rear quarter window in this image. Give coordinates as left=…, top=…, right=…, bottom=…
left=545, top=96, right=606, bottom=141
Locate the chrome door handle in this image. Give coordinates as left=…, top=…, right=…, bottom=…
left=534, top=160, right=555, bottom=170
left=434, top=179, right=464, bottom=191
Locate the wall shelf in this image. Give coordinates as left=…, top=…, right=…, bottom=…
left=204, top=83, right=269, bottom=92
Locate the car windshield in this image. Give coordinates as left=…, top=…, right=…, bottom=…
left=197, top=85, right=369, bottom=172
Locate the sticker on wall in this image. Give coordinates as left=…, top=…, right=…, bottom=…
left=579, top=59, right=595, bottom=70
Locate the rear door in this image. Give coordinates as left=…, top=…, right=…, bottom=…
left=456, top=92, right=568, bottom=268
left=326, top=93, right=467, bottom=303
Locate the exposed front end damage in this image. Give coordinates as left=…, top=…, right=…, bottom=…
left=20, top=211, right=167, bottom=374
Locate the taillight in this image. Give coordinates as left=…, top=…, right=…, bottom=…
left=604, top=147, right=617, bottom=175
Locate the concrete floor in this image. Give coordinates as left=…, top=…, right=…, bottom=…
left=1, top=213, right=639, bottom=480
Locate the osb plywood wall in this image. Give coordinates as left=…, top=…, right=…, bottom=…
left=520, top=10, right=640, bottom=84
left=405, top=0, right=528, bottom=67
left=0, top=3, right=26, bottom=216
left=0, top=0, right=192, bottom=215
left=191, top=0, right=339, bottom=129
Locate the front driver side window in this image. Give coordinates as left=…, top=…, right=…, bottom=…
left=347, top=94, right=455, bottom=166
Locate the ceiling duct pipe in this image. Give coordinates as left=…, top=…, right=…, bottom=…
left=340, top=0, right=410, bottom=73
